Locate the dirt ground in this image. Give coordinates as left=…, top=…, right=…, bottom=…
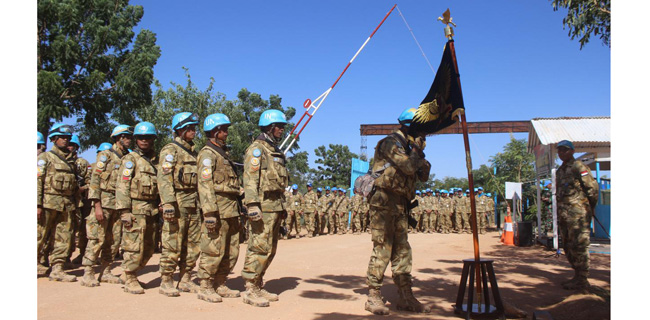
left=37, top=230, right=610, bottom=320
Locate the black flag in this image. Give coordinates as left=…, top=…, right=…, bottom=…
left=410, top=40, right=465, bottom=135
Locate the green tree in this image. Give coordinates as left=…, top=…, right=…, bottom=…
left=551, top=0, right=611, bottom=49
left=38, top=0, right=161, bottom=148
left=286, top=151, right=311, bottom=192
left=312, top=144, right=358, bottom=188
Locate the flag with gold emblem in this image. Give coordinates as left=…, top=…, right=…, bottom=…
left=410, top=40, right=465, bottom=135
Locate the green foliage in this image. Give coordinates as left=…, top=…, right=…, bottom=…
left=488, top=136, right=536, bottom=199
left=286, top=151, right=311, bottom=192
left=551, top=0, right=611, bottom=49
left=414, top=173, right=436, bottom=190
left=140, top=68, right=297, bottom=163
left=431, top=176, right=468, bottom=191
left=312, top=144, right=358, bottom=189
left=38, top=0, right=161, bottom=149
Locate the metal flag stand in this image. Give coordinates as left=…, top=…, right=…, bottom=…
left=435, top=9, right=505, bottom=320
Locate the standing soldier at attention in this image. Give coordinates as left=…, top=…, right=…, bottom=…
left=328, top=187, right=340, bottom=234
left=486, top=193, right=495, bottom=228
left=287, top=184, right=303, bottom=239
left=409, top=190, right=422, bottom=233
left=351, top=188, right=363, bottom=234
left=437, top=190, right=452, bottom=234
left=80, top=125, right=132, bottom=287
left=302, top=183, right=318, bottom=238
left=314, top=187, right=324, bottom=236
left=361, top=194, right=370, bottom=233
left=336, top=188, right=350, bottom=235
left=556, top=140, right=599, bottom=291
left=462, top=189, right=472, bottom=233
left=365, top=108, right=431, bottom=315
left=422, top=189, right=433, bottom=233
left=157, top=112, right=201, bottom=297
left=321, top=186, right=334, bottom=234
left=117, top=122, right=160, bottom=294
left=452, top=189, right=463, bottom=233
left=475, top=187, right=487, bottom=234
left=68, top=135, right=91, bottom=265
left=37, top=123, right=79, bottom=282
left=196, top=113, right=243, bottom=303
left=241, top=109, right=289, bottom=307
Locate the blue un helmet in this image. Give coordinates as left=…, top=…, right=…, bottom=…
left=259, top=109, right=287, bottom=127
left=37, top=132, right=45, bottom=145
left=48, top=123, right=73, bottom=140
left=416, top=190, right=421, bottom=195
left=133, top=122, right=158, bottom=137
left=441, top=189, right=448, bottom=194
left=70, top=135, right=81, bottom=147
left=331, top=187, right=338, bottom=192
left=97, top=142, right=112, bottom=153
left=487, top=193, right=492, bottom=197
left=111, top=124, right=134, bottom=138
left=325, top=186, right=330, bottom=191
left=204, top=113, right=231, bottom=133
left=307, top=182, right=312, bottom=187
left=292, top=184, right=298, bottom=190
left=172, top=112, right=199, bottom=131
left=398, top=108, right=416, bottom=127
left=317, top=187, right=323, bottom=192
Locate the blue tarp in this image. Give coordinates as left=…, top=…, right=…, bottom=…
left=593, top=204, right=610, bottom=239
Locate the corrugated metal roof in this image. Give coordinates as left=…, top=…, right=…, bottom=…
left=527, top=117, right=610, bottom=152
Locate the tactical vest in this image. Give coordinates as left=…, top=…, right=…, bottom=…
left=209, top=147, right=240, bottom=195
left=42, top=151, right=78, bottom=196
left=256, top=141, right=288, bottom=193
left=128, top=153, right=159, bottom=201
left=372, top=133, right=419, bottom=199
left=166, top=141, right=198, bottom=191
left=97, top=149, right=123, bottom=193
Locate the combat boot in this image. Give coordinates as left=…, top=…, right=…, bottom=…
left=563, top=271, right=590, bottom=292
left=49, top=263, right=77, bottom=282
left=365, top=287, right=389, bottom=315
left=123, top=272, right=144, bottom=294
left=256, top=279, right=279, bottom=301
left=215, top=275, right=240, bottom=298
left=242, top=281, right=270, bottom=307
left=178, top=271, right=199, bottom=293
left=159, top=274, right=180, bottom=297
left=197, top=278, right=222, bottom=303
left=394, top=275, right=431, bottom=313
left=37, top=263, right=49, bottom=277
left=98, top=261, right=124, bottom=284
left=80, top=266, right=100, bottom=287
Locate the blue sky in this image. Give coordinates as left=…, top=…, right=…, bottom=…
left=75, top=0, right=610, bottom=178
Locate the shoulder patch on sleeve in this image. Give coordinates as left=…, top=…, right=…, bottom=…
left=580, top=171, right=589, bottom=176
left=201, top=167, right=212, bottom=180
left=202, top=158, right=212, bottom=167
left=165, top=154, right=174, bottom=162
left=99, top=155, right=108, bottom=162
left=125, top=161, right=134, bottom=169
left=37, top=159, right=46, bottom=167
left=252, top=148, right=261, bottom=157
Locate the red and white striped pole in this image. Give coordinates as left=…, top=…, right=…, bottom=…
left=280, top=4, right=397, bottom=154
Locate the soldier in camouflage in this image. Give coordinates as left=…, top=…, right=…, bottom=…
left=37, top=124, right=78, bottom=282
left=351, top=188, right=363, bottom=234
left=287, top=184, right=303, bottom=239
left=157, top=112, right=201, bottom=297
left=361, top=195, right=370, bottom=233
left=365, top=108, right=431, bottom=315
left=337, top=188, right=350, bottom=234
left=68, top=135, right=91, bottom=265
left=328, top=187, right=341, bottom=234
left=241, top=109, right=289, bottom=307
left=475, top=187, right=487, bottom=234
left=117, top=122, right=160, bottom=294
left=37, top=131, right=46, bottom=156
left=80, top=125, right=132, bottom=287
left=438, top=190, right=452, bottom=234
left=452, top=189, right=463, bottom=233
left=410, top=191, right=422, bottom=233
left=556, top=140, right=599, bottom=291
left=303, top=183, right=319, bottom=237
left=318, top=187, right=332, bottom=235
left=195, top=113, right=243, bottom=303
left=461, top=189, right=472, bottom=234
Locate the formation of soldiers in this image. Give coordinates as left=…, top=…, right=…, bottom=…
left=36, top=108, right=495, bottom=313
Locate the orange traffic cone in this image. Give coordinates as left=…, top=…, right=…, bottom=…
left=501, top=207, right=514, bottom=246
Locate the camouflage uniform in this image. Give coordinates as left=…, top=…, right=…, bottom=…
left=157, top=137, right=201, bottom=290
left=325, top=192, right=338, bottom=234
left=475, top=194, right=487, bottom=234
left=37, top=147, right=78, bottom=280
left=73, top=156, right=92, bottom=264
left=461, top=195, right=471, bottom=233
left=410, top=194, right=422, bottom=233
left=486, top=197, right=495, bottom=228
left=351, top=193, right=363, bottom=234
left=452, top=195, right=462, bottom=233
left=319, top=192, right=333, bottom=234
left=82, top=144, right=127, bottom=284
left=196, top=140, right=242, bottom=299
left=302, top=189, right=318, bottom=237
left=361, top=196, right=370, bottom=232
left=438, top=196, right=452, bottom=233
left=287, top=191, right=303, bottom=238
left=366, top=131, right=430, bottom=310
left=241, top=133, right=288, bottom=291
left=557, top=158, right=598, bottom=288
left=337, top=193, right=350, bottom=234
left=117, top=148, right=160, bottom=290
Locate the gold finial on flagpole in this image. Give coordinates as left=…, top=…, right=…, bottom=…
left=437, top=8, right=456, bottom=40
